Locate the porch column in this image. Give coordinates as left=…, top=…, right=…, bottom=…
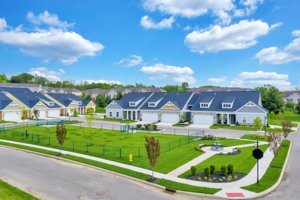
left=131, top=111, right=133, bottom=120
left=126, top=111, right=129, bottom=120
left=227, top=114, right=230, bottom=125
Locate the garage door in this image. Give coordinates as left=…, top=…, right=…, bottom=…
left=193, top=114, right=214, bottom=125
left=39, top=110, right=47, bottom=119
left=4, top=111, right=21, bottom=121
left=161, top=113, right=180, bottom=123
left=48, top=110, right=60, bottom=118
left=142, top=113, right=158, bottom=122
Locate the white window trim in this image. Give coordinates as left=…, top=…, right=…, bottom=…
left=222, top=103, right=233, bottom=109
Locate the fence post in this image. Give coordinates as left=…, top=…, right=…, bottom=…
left=37, top=135, right=40, bottom=143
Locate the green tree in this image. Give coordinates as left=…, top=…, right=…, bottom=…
left=161, top=85, right=180, bottom=92
left=0, top=74, right=8, bottom=83
left=145, top=136, right=160, bottom=180
left=282, top=120, right=292, bottom=139
left=296, top=101, right=300, bottom=114
left=253, top=117, right=263, bottom=130
left=33, top=76, right=48, bottom=85
left=10, top=73, right=34, bottom=83
left=81, top=93, right=87, bottom=100
left=85, top=107, right=95, bottom=141
left=180, top=82, right=189, bottom=92
left=96, top=94, right=107, bottom=107
left=115, top=92, right=123, bottom=100
left=255, top=85, right=284, bottom=113
left=285, top=101, right=295, bottom=110
left=21, top=107, right=28, bottom=120
left=180, top=113, right=186, bottom=123
left=56, top=124, right=67, bottom=154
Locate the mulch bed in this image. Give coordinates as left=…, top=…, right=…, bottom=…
left=187, top=172, right=246, bottom=183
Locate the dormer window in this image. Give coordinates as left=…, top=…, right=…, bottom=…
left=48, top=101, right=54, bottom=106
left=129, top=102, right=136, bottom=107
left=148, top=102, right=156, bottom=107
left=222, top=103, right=233, bottom=108
left=200, top=103, right=209, bottom=108
left=78, top=101, right=82, bottom=106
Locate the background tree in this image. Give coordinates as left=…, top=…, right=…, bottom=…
left=253, top=117, right=263, bottom=130
left=95, top=94, right=107, bottom=108
left=81, top=93, right=87, bottom=100
left=0, top=74, right=8, bottom=83
left=10, top=73, right=34, bottom=83
left=282, top=120, right=292, bottom=139
left=33, top=76, right=48, bottom=85
left=115, top=92, right=123, bottom=100
left=285, top=101, right=295, bottom=110
left=180, top=82, right=189, bottom=92
left=268, top=132, right=282, bottom=155
left=255, top=85, right=284, bottom=113
left=56, top=124, right=67, bottom=154
left=296, top=101, right=300, bottom=114
left=33, top=109, right=39, bottom=119
left=161, top=85, right=180, bottom=92
left=85, top=107, right=95, bottom=141
left=145, top=136, right=160, bottom=180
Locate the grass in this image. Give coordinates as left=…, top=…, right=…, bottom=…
left=210, top=124, right=285, bottom=132
left=0, top=125, right=254, bottom=173
left=95, top=107, right=106, bottom=113
left=241, top=134, right=270, bottom=142
left=172, top=123, right=190, bottom=127
left=155, top=179, right=220, bottom=194
left=0, top=179, right=39, bottom=200
left=267, top=119, right=298, bottom=127
left=0, top=141, right=219, bottom=195
left=242, top=140, right=291, bottom=193
left=96, top=118, right=136, bottom=123
left=0, top=120, right=16, bottom=124
left=179, top=144, right=269, bottom=178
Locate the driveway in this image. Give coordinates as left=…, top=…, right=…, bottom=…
left=0, top=146, right=210, bottom=200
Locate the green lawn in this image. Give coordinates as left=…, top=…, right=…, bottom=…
left=243, top=140, right=291, bottom=193
left=0, top=179, right=38, bottom=200
left=0, top=120, right=16, bottom=124
left=172, top=123, right=190, bottom=127
left=284, top=111, right=300, bottom=121
left=95, top=107, right=106, bottom=113
left=179, top=144, right=269, bottom=178
left=96, top=118, right=136, bottom=123
left=0, top=125, right=254, bottom=173
left=267, top=119, right=298, bottom=127
left=210, top=124, right=285, bottom=132
left=241, top=134, right=270, bottom=142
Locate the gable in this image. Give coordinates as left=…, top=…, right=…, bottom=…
left=236, top=102, right=266, bottom=113
left=106, top=101, right=122, bottom=110
left=2, top=102, right=22, bottom=111
left=32, top=101, right=48, bottom=110
left=161, top=101, right=179, bottom=110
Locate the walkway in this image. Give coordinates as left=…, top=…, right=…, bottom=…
left=0, top=138, right=273, bottom=199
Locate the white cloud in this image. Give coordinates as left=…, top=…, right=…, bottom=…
left=234, top=0, right=264, bottom=17
left=208, top=77, right=227, bottom=83
left=256, top=30, right=300, bottom=64
left=230, top=71, right=292, bottom=90
left=140, top=15, right=175, bottom=29
left=27, top=11, right=73, bottom=29
left=185, top=20, right=275, bottom=53
left=29, top=67, right=64, bottom=82
left=74, top=79, right=122, bottom=85
left=0, top=13, right=104, bottom=64
left=117, top=54, right=143, bottom=67
left=140, top=63, right=196, bottom=84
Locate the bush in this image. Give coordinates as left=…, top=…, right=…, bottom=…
left=221, top=166, right=226, bottom=176
left=228, top=164, right=234, bottom=174
left=210, top=165, right=215, bottom=174
left=191, top=166, right=197, bottom=176
left=136, top=124, right=142, bottom=129
left=152, top=124, right=157, bottom=130
left=204, top=176, right=208, bottom=181
left=234, top=175, right=238, bottom=180
left=204, top=167, right=210, bottom=177
left=227, top=177, right=232, bottom=182
left=197, top=177, right=201, bottom=181
left=209, top=178, right=213, bottom=182
left=147, top=124, right=154, bottom=131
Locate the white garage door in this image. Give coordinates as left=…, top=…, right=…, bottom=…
left=142, top=113, right=158, bottom=122
left=161, top=113, right=180, bottom=123
left=4, top=111, right=21, bottom=121
left=39, top=110, right=47, bottom=119
left=48, top=110, right=60, bottom=118
left=193, top=114, right=214, bottom=125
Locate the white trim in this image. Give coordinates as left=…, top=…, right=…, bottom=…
left=1, top=101, right=22, bottom=111
left=159, top=101, right=180, bottom=110
left=235, top=101, right=267, bottom=113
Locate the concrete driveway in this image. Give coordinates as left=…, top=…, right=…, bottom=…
left=0, top=146, right=209, bottom=200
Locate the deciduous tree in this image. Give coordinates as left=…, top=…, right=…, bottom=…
left=56, top=124, right=67, bottom=154
left=145, top=136, right=160, bottom=180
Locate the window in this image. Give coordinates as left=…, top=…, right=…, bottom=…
left=242, top=116, right=246, bottom=124
left=222, top=103, right=232, bottom=108
left=129, top=102, right=136, bottom=107
left=116, top=112, right=119, bottom=117
left=48, top=101, right=54, bottom=106
left=109, top=112, right=112, bottom=117
left=148, top=102, right=156, bottom=107
left=287, top=98, right=293, bottom=102
left=200, top=103, right=209, bottom=108
left=78, top=101, right=82, bottom=106
left=298, top=98, right=300, bottom=102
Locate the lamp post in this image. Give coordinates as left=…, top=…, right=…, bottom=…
left=264, top=116, right=267, bottom=136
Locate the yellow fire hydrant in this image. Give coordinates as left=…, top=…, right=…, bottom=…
left=129, top=153, right=133, bottom=162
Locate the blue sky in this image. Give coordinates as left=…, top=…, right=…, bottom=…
left=0, top=0, right=299, bottom=90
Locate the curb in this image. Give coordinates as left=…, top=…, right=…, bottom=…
left=0, top=143, right=219, bottom=199
left=242, top=140, right=293, bottom=199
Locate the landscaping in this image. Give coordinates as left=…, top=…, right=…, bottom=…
left=179, top=144, right=269, bottom=180
left=96, top=117, right=136, bottom=123
left=241, top=134, right=270, bottom=142
left=0, top=120, right=15, bottom=124
left=0, top=125, right=254, bottom=173
left=95, top=107, right=106, bottom=113
left=242, top=140, right=291, bottom=193
left=210, top=124, right=284, bottom=132
left=172, top=122, right=190, bottom=127
left=0, top=179, right=38, bottom=200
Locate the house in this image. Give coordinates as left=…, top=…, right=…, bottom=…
left=83, top=89, right=108, bottom=100
left=0, top=92, right=22, bottom=121
left=188, top=91, right=267, bottom=125
left=0, top=87, right=61, bottom=119
left=106, top=91, right=267, bottom=125
left=0, top=83, right=43, bottom=92
left=45, top=93, right=95, bottom=116
left=189, top=87, right=253, bottom=93
left=42, top=87, right=82, bottom=96
left=283, top=91, right=300, bottom=104
left=105, top=87, right=166, bottom=98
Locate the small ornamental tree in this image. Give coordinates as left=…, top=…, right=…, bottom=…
left=253, top=117, right=263, bottom=131
left=180, top=113, right=186, bottom=123
left=56, top=124, right=67, bottom=154
left=145, top=136, right=160, bottom=180
left=73, top=108, right=78, bottom=117
left=282, top=120, right=292, bottom=139
left=33, top=109, right=39, bottom=119
left=85, top=107, right=95, bottom=141
left=268, top=132, right=282, bottom=155
left=21, top=107, right=28, bottom=120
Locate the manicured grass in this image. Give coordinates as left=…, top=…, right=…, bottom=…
left=210, top=124, right=285, bottom=132
left=0, top=179, right=38, bottom=200
left=172, top=123, right=190, bottom=127
left=179, top=144, right=269, bottom=178
left=95, top=107, right=106, bottom=113
left=96, top=118, right=136, bottom=123
left=0, top=120, right=16, bottom=124
left=268, top=119, right=298, bottom=127
left=155, top=179, right=220, bottom=194
left=282, top=111, right=300, bottom=122
left=241, top=134, right=270, bottom=142
left=0, top=125, right=254, bottom=173
left=242, top=140, right=291, bottom=193
left=0, top=141, right=219, bottom=195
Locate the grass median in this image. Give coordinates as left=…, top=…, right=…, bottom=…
left=0, top=179, right=39, bottom=200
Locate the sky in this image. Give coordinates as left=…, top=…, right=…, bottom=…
left=0, top=0, right=299, bottom=90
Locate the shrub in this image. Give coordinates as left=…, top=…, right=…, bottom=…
left=197, top=177, right=201, bottom=181
left=191, top=166, right=197, bottom=176
left=227, top=177, right=232, bottom=182
left=147, top=124, right=154, bottom=131
left=209, top=178, right=213, bottom=182
left=210, top=165, right=215, bottom=174
left=221, top=166, right=227, bottom=176
left=204, top=176, right=208, bottom=181
left=222, top=176, right=226, bottom=180
left=136, top=124, right=142, bottom=129
left=152, top=124, right=157, bottom=130
left=219, top=178, right=223, bottom=182
left=234, top=175, right=238, bottom=180
left=204, top=167, right=210, bottom=177
left=228, top=164, right=234, bottom=174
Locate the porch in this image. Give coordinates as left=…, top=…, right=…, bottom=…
left=216, top=113, right=236, bottom=125
left=123, top=110, right=140, bottom=121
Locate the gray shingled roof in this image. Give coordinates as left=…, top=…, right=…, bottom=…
left=0, top=93, right=13, bottom=110
left=115, top=92, right=153, bottom=109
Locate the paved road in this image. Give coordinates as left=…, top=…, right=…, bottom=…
left=261, top=128, right=300, bottom=200
left=0, top=146, right=211, bottom=200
